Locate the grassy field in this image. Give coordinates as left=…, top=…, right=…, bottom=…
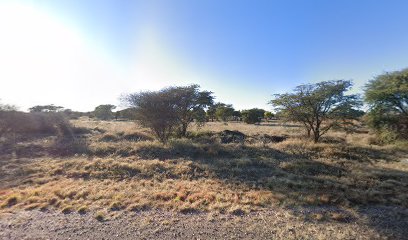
left=1, top=119, right=407, bottom=224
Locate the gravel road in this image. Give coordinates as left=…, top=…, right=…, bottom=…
left=1, top=206, right=407, bottom=240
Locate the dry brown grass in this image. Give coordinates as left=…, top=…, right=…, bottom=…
left=1, top=119, right=407, bottom=217
left=0, top=156, right=285, bottom=214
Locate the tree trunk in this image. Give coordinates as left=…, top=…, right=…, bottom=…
left=306, top=127, right=311, bottom=137
left=313, top=129, right=320, bottom=143
left=180, top=123, right=188, bottom=137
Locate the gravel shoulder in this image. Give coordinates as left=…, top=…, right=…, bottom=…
left=1, top=206, right=407, bottom=240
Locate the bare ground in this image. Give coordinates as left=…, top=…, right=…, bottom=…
left=1, top=206, right=408, bottom=240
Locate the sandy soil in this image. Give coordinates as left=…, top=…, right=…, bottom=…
left=1, top=206, right=407, bottom=240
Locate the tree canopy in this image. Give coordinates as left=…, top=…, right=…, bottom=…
left=29, top=104, right=64, bottom=113
left=215, top=103, right=235, bottom=122
left=123, top=85, right=213, bottom=143
left=93, top=104, right=116, bottom=120
left=264, top=111, right=274, bottom=120
left=168, top=84, right=214, bottom=136
left=364, top=69, right=408, bottom=141
left=241, top=108, right=265, bottom=124
left=270, top=80, right=361, bottom=142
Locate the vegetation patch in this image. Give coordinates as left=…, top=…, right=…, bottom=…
left=219, top=130, right=246, bottom=144
left=0, top=120, right=407, bottom=217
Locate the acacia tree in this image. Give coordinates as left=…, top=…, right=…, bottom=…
left=364, top=69, right=408, bottom=141
left=123, top=85, right=213, bottom=143
left=215, top=103, right=235, bottom=121
left=241, top=108, right=265, bottom=124
left=206, top=105, right=217, bottom=122
left=264, top=111, right=274, bottom=120
left=270, top=80, right=361, bottom=143
left=29, top=104, right=64, bottom=113
left=93, top=104, right=116, bottom=120
left=207, top=102, right=230, bottom=121
left=169, top=85, right=214, bottom=137
left=124, top=90, right=179, bottom=143
left=232, top=110, right=242, bottom=121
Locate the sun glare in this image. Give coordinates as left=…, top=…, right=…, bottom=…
left=0, top=2, right=203, bottom=111
left=0, top=2, right=121, bottom=111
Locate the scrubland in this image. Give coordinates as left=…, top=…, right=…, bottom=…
left=1, top=119, right=408, bottom=239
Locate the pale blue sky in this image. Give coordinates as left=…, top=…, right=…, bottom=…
left=1, top=0, right=408, bottom=111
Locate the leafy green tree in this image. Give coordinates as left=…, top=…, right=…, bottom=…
left=241, top=108, right=265, bottom=124
left=232, top=110, right=242, bottom=121
left=364, top=68, right=408, bottom=141
left=206, top=105, right=217, bottom=122
left=169, top=84, right=214, bottom=137
left=207, top=103, right=228, bottom=121
left=93, top=104, right=116, bottom=120
left=215, top=103, right=235, bottom=121
left=124, top=90, right=179, bottom=143
left=270, top=80, right=361, bottom=143
left=193, top=108, right=207, bottom=127
left=264, top=111, right=274, bottom=120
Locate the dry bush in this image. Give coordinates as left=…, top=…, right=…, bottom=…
left=0, top=111, right=78, bottom=156
left=0, top=111, right=73, bottom=138
left=99, top=134, right=118, bottom=142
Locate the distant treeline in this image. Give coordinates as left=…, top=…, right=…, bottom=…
left=1, top=67, right=407, bottom=143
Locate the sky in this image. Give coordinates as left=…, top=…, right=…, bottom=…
left=1, top=0, right=408, bottom=112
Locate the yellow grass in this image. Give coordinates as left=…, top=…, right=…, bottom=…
left=1, top=119, right=407, bottom=216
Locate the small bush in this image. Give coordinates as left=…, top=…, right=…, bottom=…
left=95, top=211, right=105, bottom=221
left=2, top=195, right=19, bottom=208
left=62, top=206, right=73, bottom=214
left=219, top=130, right=246, bottom=144
left=0, top=111, right=73, bottom=140
left=99, top=134, right=118, bottom=142
left=128, top=202, right=150, bottom=212
left=378, top=129, right=400, bottom=144
left=78, top=206, right=88, bottom=214
left=109, top=201, right=124, bottom=211
left=187, top=131, right=217, bottom=144
left=228, top=206, right=249, bottom=215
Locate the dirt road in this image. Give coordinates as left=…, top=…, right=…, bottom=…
left=1, top=206, right=407, bottom=240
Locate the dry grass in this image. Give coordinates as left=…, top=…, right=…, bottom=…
left=0, top=156, right=284, bottom=214
left=1, top=119, right=407, bottom=217
left=199, top=121, right=302, bottom=136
